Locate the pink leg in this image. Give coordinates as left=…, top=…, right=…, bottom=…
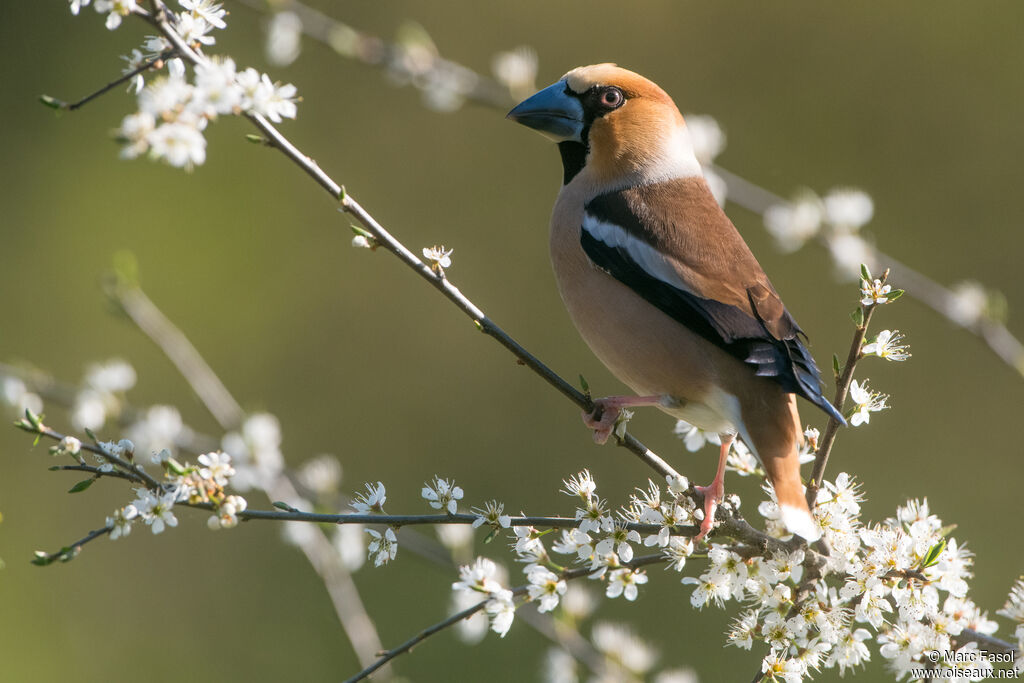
left=694, top=433, right=734, bottom=541
left=582, top=395, right=664, bottom=445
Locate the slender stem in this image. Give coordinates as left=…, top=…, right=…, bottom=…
left=346, top=553, right=669, bottom=682
left=107, top=283, right=244, bottom=430
left=49, top=50, right=175, bottom=111
left=805, top=303, right=877, bottom=508
left=35, top=525, right=112, bottom=565
left=35, top=425, right=162, bottom=489
left=343, top=598, right=489, bottom=683
left=59, top=464, right=138, bottom=483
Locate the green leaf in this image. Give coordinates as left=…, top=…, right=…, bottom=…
left=244, top=133, right=265, bottom=144
left=482, top=527, right=498, bottom=544
left=273, top=501, right=297, bottom=512
left=579, top=374, right=591, bottom=396
left=84, top=428, right=98, bottom=443
left=39, top=95, right=64, bottom=110
left=24, top=408, right=41, bottom=430
left=68, top=479, right=94, bottom=494
left=887, top=289, right=905, bottom=302
left=860, top=264, right=872, bottom=282
left=850, top=307, right=865, bottom=327
left=832, top=354, right=842, bottom=379
left=350, top=224, right=374, bottom=239
left=921, top=539, right=947, bottom=569
left=31, top=551, right=55, bottom=567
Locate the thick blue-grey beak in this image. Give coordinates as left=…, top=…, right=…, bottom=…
left=507, top=80, right=584, bottom=143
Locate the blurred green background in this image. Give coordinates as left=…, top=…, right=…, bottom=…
left=2, top=2, right=1023, bottom=681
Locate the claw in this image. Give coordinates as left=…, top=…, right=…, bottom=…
left=581, top=395, right=663, bottom=445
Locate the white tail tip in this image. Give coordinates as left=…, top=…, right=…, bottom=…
left=779, top=504, right=821, bottom=542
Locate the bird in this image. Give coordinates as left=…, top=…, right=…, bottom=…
left=507, top=64, right=845, bottom=542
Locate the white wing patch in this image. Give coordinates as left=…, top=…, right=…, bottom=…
left=581, top=213, right=695, bottom=296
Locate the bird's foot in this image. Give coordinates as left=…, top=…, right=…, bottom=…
left=581, top=399, right=622, bottom=445
left=694, top=478, right=725, bottom=542
left=581, top=395, right=663, bottom=445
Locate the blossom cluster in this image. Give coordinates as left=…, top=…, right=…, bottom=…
left=764, top=187, right=876, bottom=279
left=67, top=0, right=298, bottom=169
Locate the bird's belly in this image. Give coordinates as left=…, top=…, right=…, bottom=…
left=549, top=222, right=739, bottom=434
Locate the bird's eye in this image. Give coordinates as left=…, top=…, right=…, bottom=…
left=599, top=87, right=624, bottom=109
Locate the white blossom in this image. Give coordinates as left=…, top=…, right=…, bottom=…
left=120, top=49, right=147, bottom=94
left=591, top=622, right=658, bottom=675
left=948, top=281, right=989, bottom=326
left=1, top=376, right=43, bottom=416
left=57, top=436, right=82, bottom=456
left=133, top=488, right=178, bottom=534
left=192, top=58, right=242, bottom=117
left=848, top=379, right=888, bottom=427
left=221, top=412, right=284, bottom=491
left=764, top=195, right=822, bottom=252
left=491, top=46, right=537, bottom=98
left=127, top=405, right=185, bottom=458
left=94, top=0, right=139, bottom=30
left=862, top=329, right=911, bottom=361
left=453, top=556, right=504, bottom=595
left=422, top=245, right=453, bottom=273
left=421, top=476, right=464, bottom=514
left=179, top=0, right=227, bottom=30
left=594, top=520, right=641, bottom=563
left=351, top=481, right=387, bottom=514
left=296, top=455, right=342, bottom=496
left=860, top=277, right=892, bottom=306
left=673, top=419, right=720, bottom=452
left=829, top=233, right=876, bottom=280
left=266, top=11, right=303, bottom=66
left=562, top=469, right=597, bottom=501
left=366, top=527, right=398, bottom=566
left=148, top=122, right=206, bottom=169
left=526, top=566, right=566, bottom=613
left=208, top=494, right=247, bottom=529
left=197, top=451, right=235, bottom=486
left=106, top=504, right=138, bottom=540
left=485, top=589, right=516, bottom=637
left=824, top=188, right=874, bottom=230
left=471, top=500, right=511, bottom=530
left=606, top=568, right=648, bottom=601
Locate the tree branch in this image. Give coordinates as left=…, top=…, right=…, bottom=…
left=805, top=297, right=879, bottom=508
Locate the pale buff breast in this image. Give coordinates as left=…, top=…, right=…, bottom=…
left=549, top=188, right=743, bottom=434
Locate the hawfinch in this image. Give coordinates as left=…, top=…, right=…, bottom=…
left=508, top=64, right=844, bottom=542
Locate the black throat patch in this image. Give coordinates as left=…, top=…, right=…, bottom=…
left=558, top=141, right=587, bottom=185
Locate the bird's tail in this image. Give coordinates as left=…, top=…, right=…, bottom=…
left=774, top=477, right=820, bottom=542
left=744, top=393, right=821, bottom=542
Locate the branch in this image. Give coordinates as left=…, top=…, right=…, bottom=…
left=32, top=525, right=112, bottom=566
left=40, top=49, right=175, bottom=112
left=17, top=422, right=162, bottom=490
left=805, top=289, right=881, bottom=508
left=105, top=276, right=244, bottom=430
left=346, top=553, right=669, bottom=682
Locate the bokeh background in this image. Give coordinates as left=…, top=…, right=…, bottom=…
left=2, top=2, right=1024, bottom=681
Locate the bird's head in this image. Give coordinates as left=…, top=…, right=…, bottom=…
left=507, top=64, right=700, bottom=186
